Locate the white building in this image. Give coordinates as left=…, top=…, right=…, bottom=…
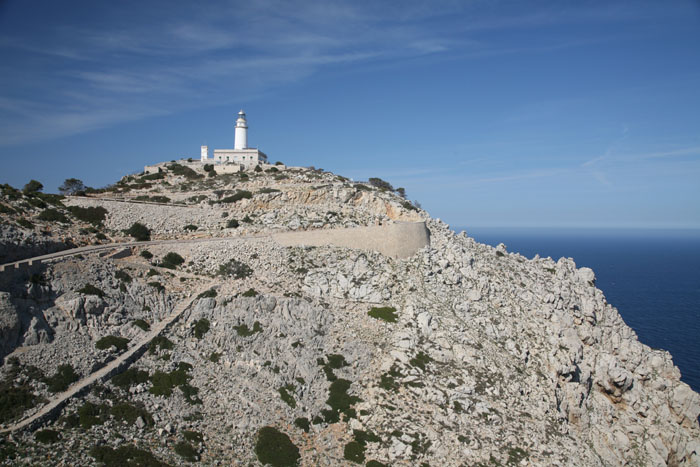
left=201, top=110, right=268, bottom=170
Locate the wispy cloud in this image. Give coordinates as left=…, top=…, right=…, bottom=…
left=0, top=0, right=671, bottom=146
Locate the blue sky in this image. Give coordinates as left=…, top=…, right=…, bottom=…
left=1, top=0, right=699, bottom=229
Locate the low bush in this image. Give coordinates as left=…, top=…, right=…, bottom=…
left=16, top=218, right=33, bottom=229
left=110, top=402, right=153, bottom=425
left=174, top=441, right=198, bottom=462
left=401, top=201, right=418, bottom=211
left=278, top=384, right=296, bottom=408
left=140, top=249, right=153, bottom=259
left=183, top=430, right=203, bottom=444
left=197, top=288, right=217, bottom=299
left=368, top=306, right=398, bottom=323
left=37, top=208, right=69, bottom=223
left=115, top=270, right=132, bottom=283
left=89, top=444, right=168, bottom=467
left=124, top=222, right=150, bottom=241
left=227, top=218, right=239, bottom=228
left=233, top=321, right=262, bottom=337
left=34, top=429, right=59, bottom=444
left=258, top=187, right=280, bottom=194
left=44, top=364, right=79, bottom=393
left=294, top=417, right=310, bottom=432
left=96, top=335, right=130, bottom=352
left=368, top=177, right=394, bottom=192
left=254, top=426, right=300, bottom=467
left=160, top=252, right=185, bottom=269
left=183, top=224, right=198, bottom=231
left=242, top=288, right=258, bottom=297
left=193, top=318, right=210, bottom=339
left=111, top=368, right=149, bottom=389
left=219, top=190, right=252, bottom=203
left=141, top=172, right=166, bottom=181
left=67, top=206, right=108, bottom=226
left=149, top=336, right=173, bottom=354
left=242, top=215, right=253, bottom=223
left=209, top=352, right=221, bottom=363
left=344, top=441, right=365, bottom=464
left=148, top=281, right=165, bottom=292
left=77, top=283, right=104, bottom=298
left=217, top=259, right=252, bottom=279
left=132, top=319, right=150, bottom=331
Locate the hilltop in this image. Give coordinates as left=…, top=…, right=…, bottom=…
left=0, top=162, right=698, bottom=466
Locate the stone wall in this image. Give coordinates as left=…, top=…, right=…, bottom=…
left=272, top=221, right=430, bottom=259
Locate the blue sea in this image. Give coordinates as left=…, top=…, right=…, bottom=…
left=456, top=227, right=700, bottom=394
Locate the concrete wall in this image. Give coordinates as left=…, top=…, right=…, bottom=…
left=215, top=164, right=241, bottom=174
left=272, top=221, right=430, bottom=259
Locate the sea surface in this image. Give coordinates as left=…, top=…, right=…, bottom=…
left=455, top=226, right=700, bottom=394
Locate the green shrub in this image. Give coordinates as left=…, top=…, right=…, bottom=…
left=174, top=441, right=198, bottom=461
left=242, top=215, right=253, bottom=223
left=141, top=172, right=165, bottom=181
left=77, top=401, right=109, bottom=428
left=124, top=222, right=150, bottom=241
left=115, top=270, right=132, bottom=283
left=203, top=164, right=214, bottom=172
left=0, top=382, right=37, bottom=424
left=132, top=319, right=150, bottom=331
left=366, top=460, right=389, bottom=467
left=294, top=417, right=310, bottom=432
left=147, top=268, right=159, bottom=277
left=409, top=351, right=433, bottom=371
left=148, top=281, right=165, bottom=292
left=96, top=335, right=129, bottom=352
left=44, top=364, right=79, bottom=393
left=149, top=336, right=173, bottom=354
left=344, top=441, right=365, bottom=464
left=323, top=378, right=360, bottom=423
left=233, top=321, right=263, bottom=337
left=16, top=218, right=34, bottom=229
left=209, top=352, right=221, bottom=363
left=89, top=444, right=168, bottom=467
left=77, top=283, right=104, bottom=298
left=140, top=250, right=153, bottom=259
left=197, top=288, right=217, bottom=299
left=368, top=306, right=398, bottom=323
left=184, top=224, right=198, bottom=231
left=242, top=288, right=258, bottom=297
left=401, top=201, right=418, bottom=211
left=67, top=206, right=108, bottom=225
left=34, top=429, right=59, bottom=444
left=254, top=426, right=300, bottom=467
left=227, top=219, right=239, bottom=228
left=37, top=208, right=69, bottom=223
left=278, top=384, right=296, bottom=408
left=219, top=190, right=252, bottom=203
left=193, top=318, right=210, bottom=339
left=258, top=187, right=280, bottom=194
left=110, top=402, right=153, bottom=425
left=326, top=354, right=349, bottom=369
left=160, top=252, right=185, bottom=269
left=111, top=368, right=149, bottom=389
left=217, top=259, right=252, bottom=279
left=183, top=430, right=203, bottom=443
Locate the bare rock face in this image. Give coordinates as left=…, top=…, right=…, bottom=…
left=0, top=167, right=697, bottom=466
left=0, top=292, right=20, bottom=358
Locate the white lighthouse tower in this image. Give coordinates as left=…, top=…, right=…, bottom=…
left=234, top=110, right=248, bottom=150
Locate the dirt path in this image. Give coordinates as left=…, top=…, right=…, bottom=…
left=0, top=280, right=218, bottom=433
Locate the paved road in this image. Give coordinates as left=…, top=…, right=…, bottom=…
left=0, top=235, right=268, bottom=271
left=0, top=280, right=219, bottom=433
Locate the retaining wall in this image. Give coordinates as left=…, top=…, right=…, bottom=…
left=272, top=221, right=430, bottom=259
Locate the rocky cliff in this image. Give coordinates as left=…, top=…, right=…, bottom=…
left=0, top=164, right=698, bottom=466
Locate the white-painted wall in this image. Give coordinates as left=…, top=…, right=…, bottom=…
left=201, top=145, right=208, bottom=161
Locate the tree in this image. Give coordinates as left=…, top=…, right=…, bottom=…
left=124, top=222, right=150, bottom=241
left=396, top=187, right=406, bottom=199
left=368, top=177, right=394, bottom=192
left=22, top=180, right=43, bottom=195
left=59, top=178, right=85, bottom=195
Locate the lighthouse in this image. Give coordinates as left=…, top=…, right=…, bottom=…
left=234, top=110, right=248, bottom=150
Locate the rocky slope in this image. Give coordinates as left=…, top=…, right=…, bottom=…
left=0, top=162, right=698, bottom=466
